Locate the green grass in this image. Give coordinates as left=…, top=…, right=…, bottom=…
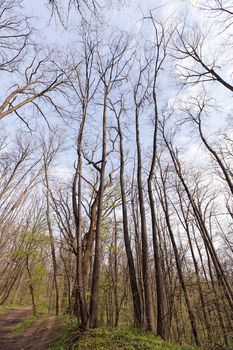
left=48, top=316, right=78, bottom=350
left=13, top=304, right=51, bottom=336
left=49, top=327, right=198, bottom=350
left=13, top=315, right=38, bottom=336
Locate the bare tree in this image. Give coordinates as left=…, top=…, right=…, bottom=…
left=132, top=47, right=155, bottom=332
left=69, top=32, right=98, bottom=329
left=112, top=97, right=143, bottom=328
left=89, top=30, right=132, bottom=328
left=41, top=132, right=63, bottom=316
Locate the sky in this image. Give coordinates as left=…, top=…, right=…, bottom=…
left=2, top=0, right=232, bottom=182
left=0, top=0, right=231, bottom=254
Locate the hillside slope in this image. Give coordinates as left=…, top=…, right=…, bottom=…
left=50, top=327, right=198, bottom=350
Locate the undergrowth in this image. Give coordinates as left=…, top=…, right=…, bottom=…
left=49, top=326, right=198, bottom=350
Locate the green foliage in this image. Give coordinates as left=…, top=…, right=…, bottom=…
left=49, top=327, right=199, bottom=350
left=31, top=263, right=47, bottom=283
left=36, top=304, right=49, bottom=315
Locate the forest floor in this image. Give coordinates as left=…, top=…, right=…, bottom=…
left=0, top=306, right=61, bottom=350
left=49, top=326, right=198, bottom=350
left=0, top=308, right=198, bottom=350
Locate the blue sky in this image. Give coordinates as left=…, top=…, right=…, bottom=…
left=2, top=0, right=232, bottom=181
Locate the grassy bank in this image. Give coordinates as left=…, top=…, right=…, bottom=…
left=49, top=326, right=198, bottom=350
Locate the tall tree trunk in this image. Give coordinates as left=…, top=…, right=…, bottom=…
left=89, top=89, right=108, bottom=328
left=25, top=256, right=36, bottom=315
left=44, top=164, right=60, bottom=316
left=116, top=110, right=143, bottom=328
left=147, top=87, right=165, bottom=338
left=162, top=131, right=233, bottom=312
left=158, top=176, right=200, bottom=347
left=72, top=103, right=89, bottom=329
left=135, top=105, right=155, bottom=332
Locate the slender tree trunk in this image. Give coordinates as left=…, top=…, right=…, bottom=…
left=163, top=132, right=233, bottom=312
left=72, top=103, right=89, bottom=329
left=44, top=164, right=60, bottom=316
left=89, top=89, right=108, bottom=328
left=158, top=173, right=200, bottom=346
left=116, top=111, right=143, bottom=328
left=135, top=105, right=155, bottom=332
left=147, top=88, right=165, bottom=338
left=26, top=256, right=36, bottom=315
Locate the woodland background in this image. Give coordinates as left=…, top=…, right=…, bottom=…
left=0, top=1, right=232, bottom=349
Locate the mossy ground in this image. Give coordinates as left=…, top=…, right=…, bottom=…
left=49, top=326, right=198, bottom=350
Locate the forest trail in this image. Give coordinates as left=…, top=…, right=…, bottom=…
left=0, top=307, right=59, bottom=350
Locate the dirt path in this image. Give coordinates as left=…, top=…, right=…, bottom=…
left=0, top=307, right=60, bottom=350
